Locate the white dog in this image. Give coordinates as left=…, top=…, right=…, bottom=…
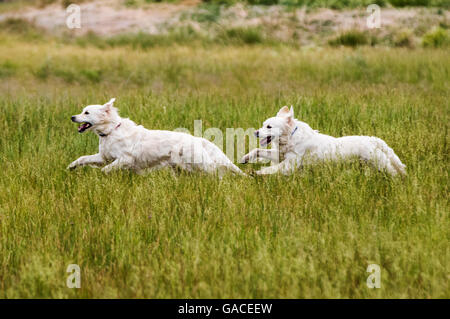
left=68, top=98, right=243, bottom=175
left=241, top=106, right=406, bottom=176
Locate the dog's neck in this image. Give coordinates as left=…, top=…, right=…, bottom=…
left=95, top=121, right=122, bottom=137
left=278, top=122, right=298, bottom=147
left=279, top=119, right=316, bottom=153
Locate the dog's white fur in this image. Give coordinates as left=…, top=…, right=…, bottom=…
left=68, top=98, right=243, bottom=175
left=241, top=106, right=406, bottom=176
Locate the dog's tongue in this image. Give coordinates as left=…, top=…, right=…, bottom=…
left=260, top=137, right=269, bottom=146
left=78, top=123, right=89, bottom=132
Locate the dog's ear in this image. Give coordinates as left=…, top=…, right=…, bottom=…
left=277, top=106, right=290, bottom=117
left=286, top=106, right=294, bottom=125
left=103, top=98, right=116, bottom=112
left=104, top=98, right=115, bottom=107
left=277, top=105, right=294, bottom=125
left=277, top=105, right=294, bottom=119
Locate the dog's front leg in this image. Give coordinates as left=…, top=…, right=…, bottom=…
left=255, top=162, right=284, bottom=175
left=255, top=158, right=299, bottom=175
left=240, top=148, right=279, bottom=164
left=67, top=153, right=105, bottom=170
left=101, top=158, right=132, bottom=174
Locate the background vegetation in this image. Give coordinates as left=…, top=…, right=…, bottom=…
left=1, top=15, right=449, bottom=50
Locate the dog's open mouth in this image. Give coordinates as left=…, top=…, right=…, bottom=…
left=260, top=136, right=272, bottom=146
left=78, top=122, right=92, bottom=133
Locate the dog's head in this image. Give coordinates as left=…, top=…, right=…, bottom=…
left=254, top=106, right=295, bottom=146
left=71, top=98, right=118, bottom=133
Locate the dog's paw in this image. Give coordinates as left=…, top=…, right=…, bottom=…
left=248, top=169, right=258, bottom=177
left=101, top=166, right=110, bottom=174
left=254, top=168, right=271, bottom=175
left=67, top=162, right=77, bottom=170
left=240, top=151, right=256, bottom=164
left=239, top=155, right=250, bottom=164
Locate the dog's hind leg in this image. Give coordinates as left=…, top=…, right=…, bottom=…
left=376, top=139, right=406, bottom=176
left=201, top=140, right=245, bottom=175
left=361, top=146, right=397, bottom=176
left=367, top=138, right=406, bottom=176
left=228, top=163, right=246, bottom=176
left=373, top=149, right=397, bottom=175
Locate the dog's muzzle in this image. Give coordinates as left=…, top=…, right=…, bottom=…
left=77, top=122, right=92, bottom=133
left=71, top=116, right=92, bottom=133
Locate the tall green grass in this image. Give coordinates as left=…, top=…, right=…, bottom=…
left=0, top=39, right=448, bottom=298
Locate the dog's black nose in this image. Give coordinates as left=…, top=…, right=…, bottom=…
left=71, top=116, right=76, bottom=122
left=254, top=130, right=259, bottom=138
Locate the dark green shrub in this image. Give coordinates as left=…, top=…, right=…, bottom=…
left=80, top=69, right=102, bottom=83
left=422, top=27, right=449, bottom=47
left=201, top=0, right=238, bottom=5
left=0, top=61, right=17, bottom=78
left=389, top=0, right=430, bottom=6
left=191, top=4, right=222, bottom=23
left=219, top=27, right=264, bottom=44
left=329, top=30, right=370, bottom=47
left=0, top=18, right=42, bottom=38
left=34, top=61, right=51, bottom=80
left=393, top=29, right=415, bottom=48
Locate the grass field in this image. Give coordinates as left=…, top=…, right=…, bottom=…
left=0, top=33, right=448, bottom=298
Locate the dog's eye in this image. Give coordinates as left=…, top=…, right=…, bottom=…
left=84, top=111, right=89, bottom=115
left=267, top=125, right=272, bottom=129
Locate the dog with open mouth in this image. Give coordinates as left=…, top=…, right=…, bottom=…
left=240, top=106, right=406, bottom=176
left=68, top=98, right=244, bottom=175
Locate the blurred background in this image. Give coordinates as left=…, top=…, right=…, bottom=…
left=0, top=0, right=448, bottom=48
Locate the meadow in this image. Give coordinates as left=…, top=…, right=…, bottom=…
left=0, top=32, right=448, bottom=298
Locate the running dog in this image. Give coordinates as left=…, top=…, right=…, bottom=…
left=240, top=106, right=406, bottom=176
left=68, top=98, right=243, bottom=175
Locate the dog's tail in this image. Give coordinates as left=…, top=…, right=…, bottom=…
left=372, top=137, right=406, bottom=176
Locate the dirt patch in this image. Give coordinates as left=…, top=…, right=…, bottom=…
left=0, top=0, right=200, bottom=35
